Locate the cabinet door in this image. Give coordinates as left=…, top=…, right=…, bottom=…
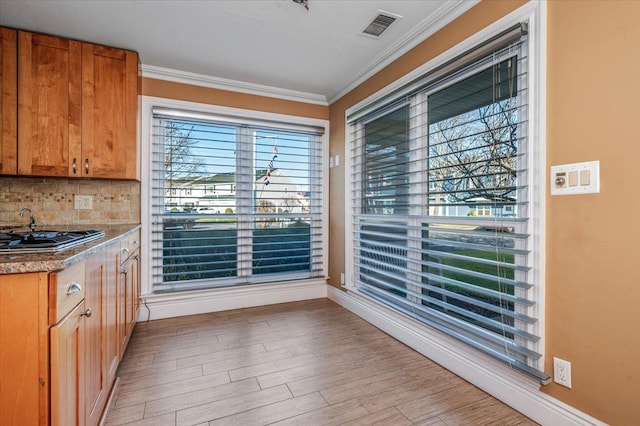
left=85, top=252, right=107, bottom=426
left=82, top=43, right=138, bottom=179
left=117, top=257, right=129, bottom=359
left=0, top=272, right=49, bottom=426
left=127, top=249, right=140, bottom=337
left=0, top=27, right=17, bottom=175
left=105, top=242, right=120, bottom=386
left=51, top=301, right=86, bottom=426
left=17, top=31, right=82, bottom=177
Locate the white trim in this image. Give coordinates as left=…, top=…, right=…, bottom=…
left=140, top=95, right=330, bottom=297
left=347, top=2, right=541, bottom=118
left=528, top=0, right=548, bottom=373
left=142, top=64, right=328, bottom=106
left=137, top=279, right=327, bottom=321
left=328, top=286, right=606, bottom=426
left=327, top=0, right=480, bottom=104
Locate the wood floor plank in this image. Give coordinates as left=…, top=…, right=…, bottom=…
left=339, top=406, right=412, bottom=426
left=118, top=366, right=204, bottom=393
left=175, top=343, right=269, bottom=369
left=268, top=398, right=369, bottom=426
left=201, top=348, right=293, bottom=376
left=104, top=402, right=145, bottom=425
left=175, top=384, right=292, bottom=425
left=286, top=350, right=429, bottom=397
left=193, top=320, right=275, bottom=339
left=228, top=353, right=318, bottom=382
left=261, top=338, right=402, bottom=384
left=152, top=340, right=257, bottom=364
left=438, top=397, right=531, bottom=426
left=358, top=373, right=456, bottom=413
left=112, top=412, right=176, bottom=426
left=217, top=325, right=312, bottom=347
left=396, top=384, right=493, bottom=423
left=144, top=378, right=261, bottom=418
left=114, top=371, right=230, bottom=409
left=116, top=359, right=178, bottom=379
left=412, top=416, right=450, bottom=426
left=319, top=368, right=424, bottom=405
left=207, top=392, right=328, bottom=426
left=105, top=300, right=536, bottom=426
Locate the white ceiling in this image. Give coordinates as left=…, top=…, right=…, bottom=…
left=0, top=0, right=476, bottom=104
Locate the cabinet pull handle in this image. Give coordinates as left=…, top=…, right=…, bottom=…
left=133, top=254, right=139, bottom=261
left=132, top=239, right=139, bottom=245
left=66, top=282, right=82, bottom=295
left=122, top=247, right=130, bottom=256
left=121, top=268, right=128, bottom=275
left=85, top=159, right=89, bottom=174
left=81, top=308, right=93, bottom=318
left=72, top=158, right=77, bottom=174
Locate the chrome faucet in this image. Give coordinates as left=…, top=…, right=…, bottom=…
left=19, top=207, right=37, bottom=232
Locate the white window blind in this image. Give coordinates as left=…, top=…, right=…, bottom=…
left=349, top=26, right=550, bottom=383
left=151, top=109, right=324, bottom=293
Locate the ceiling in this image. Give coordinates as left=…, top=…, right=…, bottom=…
left=0, top=0, right=476, bottom=104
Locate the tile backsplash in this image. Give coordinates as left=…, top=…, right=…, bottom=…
left=0, top=177, right=140, bottom=227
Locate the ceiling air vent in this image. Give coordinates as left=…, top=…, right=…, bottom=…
left=362, top=10, right=402, bottom=37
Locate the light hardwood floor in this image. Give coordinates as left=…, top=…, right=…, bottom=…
left=105, top=298, right=537, bottom=426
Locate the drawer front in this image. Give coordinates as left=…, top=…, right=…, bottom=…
left=120, top=229, right=140, bottom=261
left=49, top=261, right=85, bottom=324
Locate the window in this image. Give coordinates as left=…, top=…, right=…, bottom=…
left=349, top=25, right=548, bottom=382
left=150, top=108, right=326, bottom=293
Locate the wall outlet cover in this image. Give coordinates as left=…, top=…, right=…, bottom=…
left=553, top=357, right=572, bottom=388
left=74, top=195, right=93, bottom=210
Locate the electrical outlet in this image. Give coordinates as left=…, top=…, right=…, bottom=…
left=74, top=195, right=93, bottom=210
left=553, top=357, right=572, bottom=388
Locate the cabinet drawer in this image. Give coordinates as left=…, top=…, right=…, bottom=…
left=49, top=261, right=85, bottom=324
left=120, top=229, right=140, bottom=261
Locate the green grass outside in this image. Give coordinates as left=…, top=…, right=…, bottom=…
left=428, top=249, right=515, bottom=296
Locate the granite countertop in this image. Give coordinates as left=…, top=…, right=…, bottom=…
left=0, top=224, right=141, bottom=275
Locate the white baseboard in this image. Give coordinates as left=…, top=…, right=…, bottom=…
left=136, top=279, right=327, bottom=321
left=328, top=285, right=606, bottom=426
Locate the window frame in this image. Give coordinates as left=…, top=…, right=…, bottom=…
left=344, top=6, right=546, bottom=382
left=140, top=96, right=330, bottom=296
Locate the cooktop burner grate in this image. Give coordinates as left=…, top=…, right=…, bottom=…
left=0, top=230, right=105, bottom=254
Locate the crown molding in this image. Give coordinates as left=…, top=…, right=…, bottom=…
left=141, top=65, right=329, bottom=106
left=141, top=0, right=478, bottom=108
left=326, top=0, right=480, bottom=104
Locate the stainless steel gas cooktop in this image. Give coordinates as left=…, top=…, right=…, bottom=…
left=0, top=230, right=105, bottom=254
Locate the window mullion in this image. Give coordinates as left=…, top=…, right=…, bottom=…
left=236, top=126, right=254, bottom=280
left=407, top=94, right=427, bottom=304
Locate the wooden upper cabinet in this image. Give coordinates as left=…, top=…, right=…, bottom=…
left=18, top=31, right=82, bottom=177
left=82, top=44, right=138, bottom=179
left=16, top=30, right=139, bottom=179
left=0, top=28, right=17, bottom=175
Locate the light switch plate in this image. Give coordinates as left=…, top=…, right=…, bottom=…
left=550, top=161, right=600, bottom=195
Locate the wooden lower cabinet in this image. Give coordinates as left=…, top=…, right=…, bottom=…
left=105, top=242, right=120, bottom=387
left=84, top=245, right=111, bottom=426
left=50, top=301, right=85, bottom=426
left=118, top=231, right=140, bottom=359
left=0, top=272, right=49, bottom=426
left=0, top=229, right=140, bottom=425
